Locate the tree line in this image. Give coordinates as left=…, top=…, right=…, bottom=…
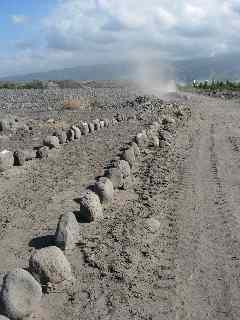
left=193, top=80, right=240, bottom=91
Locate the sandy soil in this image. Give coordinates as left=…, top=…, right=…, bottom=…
left=1, top=92, right=240, bottom=320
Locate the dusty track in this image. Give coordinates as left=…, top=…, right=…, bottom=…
left=1, top=93, right=240, bottom=319
left=174, top=95, right=240, bottom=320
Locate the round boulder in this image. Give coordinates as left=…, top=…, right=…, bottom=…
left=66, top=129, right=75, bottom=142
left=53, top=129, right=67, bottom=144
left=79, top=190, right=103, bottom=222
left=71, top=126, right=81, bottom=139
left=55, top=212, right=79, bottom=251
left=105, top=167, right=123, bottom=189
left=111, top=119, right=118, bottom=126
left=94, top=177, right=114, bottom=205
left=122, top=147, right=136, bottom=168
left=0, top=150, right=14, bottom=172
left=36, top=146, right=49, bottom=159
left=152, top=136, right=160, bottom=147
left=103, top=118, right=110, bottom=128
left=13, top=149, right=36, bottom=166
left=93, top=119, right=100, bottom=131
left=29, top=246, right=73, bottom=285
left=131, top=142, right=141, bottom=158
left=117, top=160, right=131, bottom=178
left=0, top=315, right=10, bottom=320
left=79, top=122, right=89, bottom=135
left=99, top=121, right=105, bottom=129
left=0, top=268, right=42, bottom=320
left=88, top=122, right=95, bottom=133
left=43, top=136, right=60, bottom=149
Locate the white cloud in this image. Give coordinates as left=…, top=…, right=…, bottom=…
left=10, top=14, right=28, bottom=24
left=2, top=0, right=240, bottom=76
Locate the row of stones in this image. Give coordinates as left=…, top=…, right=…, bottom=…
left=0, top=113, right=133, bottom=172
left=0, top=109, right=185, bottom=320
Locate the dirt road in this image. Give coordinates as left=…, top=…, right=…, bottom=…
left=174, top=95, right=240, bottom=320
left=1, top=93, right=240, bottom=319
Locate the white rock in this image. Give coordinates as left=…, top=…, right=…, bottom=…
left=117, top=160, right=131, bottom=178
left=43, top=136, right=60, bottom=148
left=53, top=129, right=67, bottom=144
left=0, top=315, right=10, bottom=320
left=131, top=142, right=141, bottom=158
left=55, top=212, right=79, bottom=251
left=88, top=122, right=95, bottom=133
left=94, top=177, right=114, bottom=205
left=153, top=136, right=160, bottom=147
left=0, top=150, right=14, bottom=172
left=79, top=190, right=103, bottom=222
left=103, top=118, right=110, bottom=127
left=29, top=246, right=73, bottom=285
left=99, top=121, right=105, bottom=129
left=71, top=125, right=81, bottom=139
left=93, top=119, right=100, bottom=131
left=122, top=147, right=136, bottom=168
left=105, top=167, right=123, bottom=189
left=67, top=129, right=75, bottom=142
left=0, top=268, right=42, bottom=320
left=79, top=122, right=89, bottom=135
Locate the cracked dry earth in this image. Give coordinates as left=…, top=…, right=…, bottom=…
left=1, top=93, right=240, bottom=320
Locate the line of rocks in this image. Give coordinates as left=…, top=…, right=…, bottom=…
left=0, top=104, right=191, bottom=319
left=0, top=113, right=134, bottom=173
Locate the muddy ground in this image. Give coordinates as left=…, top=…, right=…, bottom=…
left=1, top=88, right=240, bottom=320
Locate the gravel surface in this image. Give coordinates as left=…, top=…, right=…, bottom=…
left=1, top=85, right=239, bottom=320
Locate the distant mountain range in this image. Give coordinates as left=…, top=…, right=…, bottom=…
left=1, top=53, right=240, bottom=83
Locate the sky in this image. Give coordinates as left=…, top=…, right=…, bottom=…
left=1, top=0, right=240, bottom=77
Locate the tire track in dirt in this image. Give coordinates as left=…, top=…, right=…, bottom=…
left=174, top=96, right=240, bottom=320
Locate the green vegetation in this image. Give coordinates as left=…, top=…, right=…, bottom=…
left=192, top=80, right=240, bottom=91
left=0, top=80, right=45, bottom=89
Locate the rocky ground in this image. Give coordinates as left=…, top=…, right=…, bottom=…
left=0, top=85, right=240, bottom=320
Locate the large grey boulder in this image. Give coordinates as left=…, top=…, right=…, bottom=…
left=29, top=246, right=73, bottom=285
left=79, top=122, right=89, bottom=135
left=0, top=315, right=10, bottom=319
left=36, top=146, right=49, bottom=159
left=136, top=131, right=148, bottom=147
left=0, top=268, right=42, bottom=320
left=79, top=190, right=103, bottom=222
left=43, top=136, right=60, bottom=149
left=53, top=129, right=67, bottom=144
left=99, top=120, right=105, bottom=129
left=55, top=212, right=79, bottom=251
left=122, top=147, right=136, bottom=168
left=105, top=167, right=123, bottom=189
left=0, top=117, right=15, bottom=132
left=131, top=142, right=141, bottom=158
left=94, top=177, right=114, bottom=206
left=111, top=119, right=118, bottom=126
left=88, top=122, right=95, bottom=133
left=66, top=129, right=75, bottom=142
left=13, top=149, right=36, bottom=166
left=0, top=150, right=14, bottom=172
left=117, top=160, right=131, bottom=178
left=93, top=119, right=100, bottom=131
left=152, top=136, right=160, bottom=147
left=103, top=118, right=110, bottom=128
left=71, top=126, right=81, bottom=139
